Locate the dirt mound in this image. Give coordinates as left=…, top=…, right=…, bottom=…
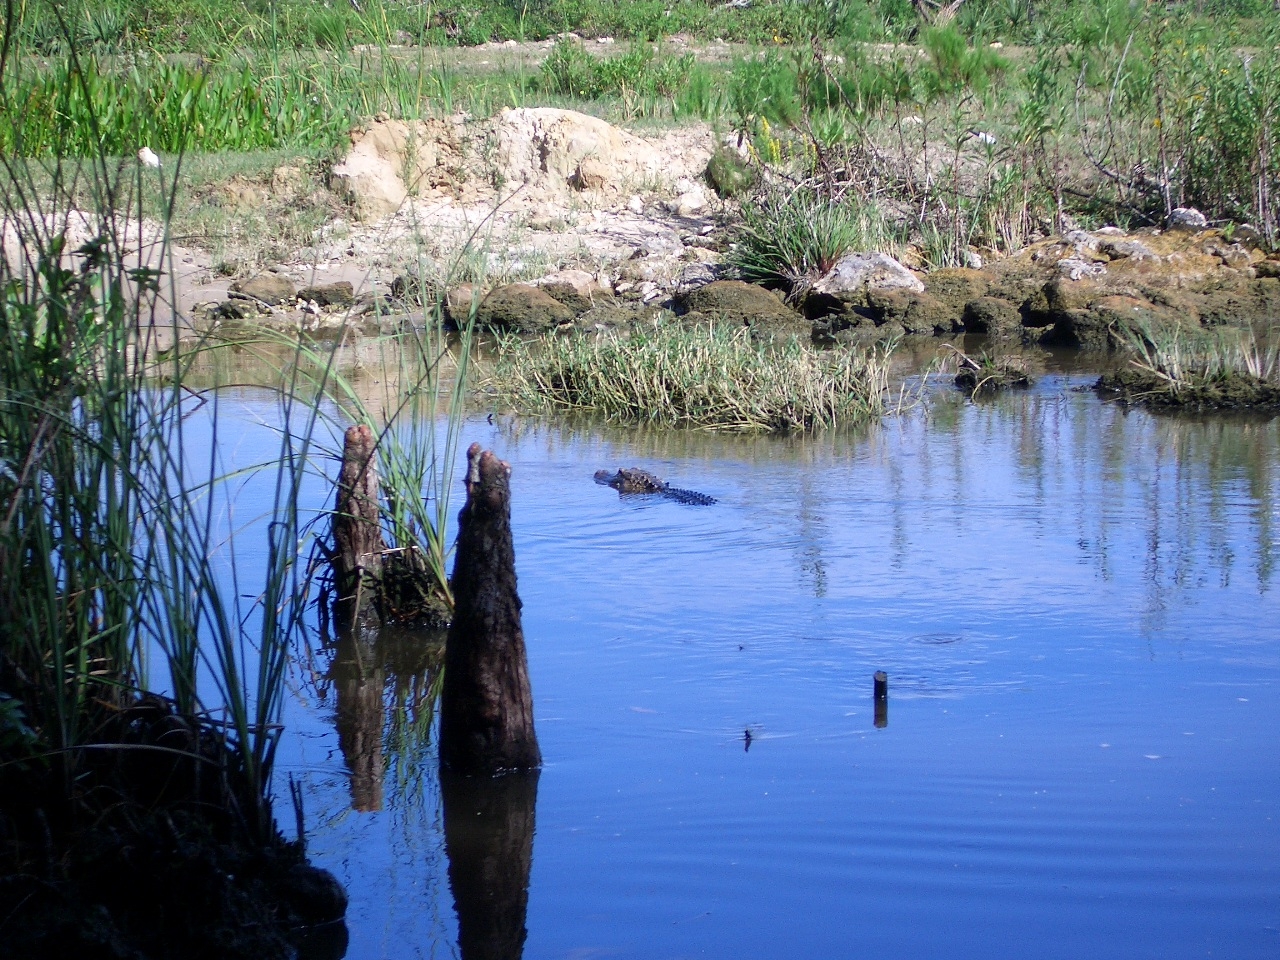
left=329, top=109, right=715, bottom=222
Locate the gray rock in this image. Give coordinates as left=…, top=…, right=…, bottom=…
left=1167, top=207, right=1208, bottom=231
left=1099, top=238, right=1156, bottom=261
left=666, top=189, right=708, bottom=217
left=1055, top=257, right=1107, bottom=281
left=812, top=252, right=924, bottom=295
left=534, top=269, right=610, bottom=314
left=229, top=272, right=297, bottom=306
left=674, top=263, right=720, bottom=296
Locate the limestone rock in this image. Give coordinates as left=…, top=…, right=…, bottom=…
left=534, top=269, right=610, bottom=313
left=476, top=283, right=575, bottom=332
left=1099, top=238, right=1156, bottom=262
left=330, top=117, right=463, bottom=220
left=666, top=188, right=708, bottom=217
left=812, top=253, right=925, bottom=296
left=1167, top=207, right=1208, bottom=231
left=494, top=108, right=710, bottom=202
left=1055, top=257, right=1107, bottom=281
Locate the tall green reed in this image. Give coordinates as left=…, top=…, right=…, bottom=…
left=0, top=7, right=329, bottom=840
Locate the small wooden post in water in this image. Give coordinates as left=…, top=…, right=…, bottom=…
left=332, top=424, right=387, bottom=625
left=874, top=670, right=888, bottom=729
left=440, top=444, right=541, bottom=775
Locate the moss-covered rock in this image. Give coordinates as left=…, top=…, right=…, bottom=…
left=676, top=280, right=804, bottom=336
left=475, top=283, right=575, bottom=333
left=961, top=296, right=1023, bottom=337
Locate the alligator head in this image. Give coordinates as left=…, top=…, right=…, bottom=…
left=593, top=468, right=667, bottom=494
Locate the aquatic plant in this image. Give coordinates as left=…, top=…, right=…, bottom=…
left=1102, top=321, right=1280, bottom=409
left=489, top=321, right=896, bottom=431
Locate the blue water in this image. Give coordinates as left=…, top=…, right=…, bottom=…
left=258, top=375, right=1279, bottom=960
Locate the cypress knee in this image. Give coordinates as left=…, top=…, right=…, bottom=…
left=440, top=444, right=541, bottom=775
left=332, top=424, right=387, bottom=625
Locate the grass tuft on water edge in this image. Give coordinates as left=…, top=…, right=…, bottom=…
left=1099, top=321, right=1280, bottom=410
left=489, top=322, right=897, bottom=431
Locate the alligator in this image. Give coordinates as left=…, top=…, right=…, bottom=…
left=593, top=468, right=717, bottom=506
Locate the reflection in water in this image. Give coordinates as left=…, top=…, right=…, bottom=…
left=327, top=626, right=445, bottom=814
left=442, top=770, right=540, bottom=960
left=270, top=375, right=1279, bottom=960
left=331, top=637, right=386, bottom=812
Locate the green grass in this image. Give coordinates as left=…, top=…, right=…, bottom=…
left=0, top=152, right=323, bottom=842
left=489, top=321, right=897, bottom=431
left=727, top=185, right=906, bottom=292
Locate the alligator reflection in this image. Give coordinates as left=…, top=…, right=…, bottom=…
left=442, top=769, right=540, bottom=960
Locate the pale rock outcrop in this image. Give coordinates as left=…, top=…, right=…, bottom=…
left=533, top=269, right=611, bottom=313
left=329, top=118, right=466, bottom=220
left=812, top=252, right=925, bottom=295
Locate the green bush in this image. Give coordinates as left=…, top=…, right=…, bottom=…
left=538, top=39, right=696, bottom=100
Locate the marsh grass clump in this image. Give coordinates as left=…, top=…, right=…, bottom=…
left=727, top=185, right=903, bottom=295
left=490, top=322, right=895, bottom=431
left=1099, top=322, right=1280, bottom=409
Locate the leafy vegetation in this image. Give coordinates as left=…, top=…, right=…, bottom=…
left=727, top=185, right=904, bottom=291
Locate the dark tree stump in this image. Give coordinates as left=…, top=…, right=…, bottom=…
left=440, top=444, right=541, bottom=775
left=332, top=424, right=387, bottom=626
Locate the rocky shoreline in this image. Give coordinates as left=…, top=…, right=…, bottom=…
left=51, top=109, right=1272, bottom=351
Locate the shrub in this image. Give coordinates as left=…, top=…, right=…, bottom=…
left=727, top=186, right=903, bottom=291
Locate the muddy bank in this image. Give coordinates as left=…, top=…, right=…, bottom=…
left=0, top=690, right=347, bottom=960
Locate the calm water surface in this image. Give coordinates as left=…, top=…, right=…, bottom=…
left=251, top=375, right=1279, bottom=960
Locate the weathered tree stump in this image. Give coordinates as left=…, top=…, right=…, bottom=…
left=439, top=444, right=541, bottom=775
left=332, top=424, right=387, bottom=627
